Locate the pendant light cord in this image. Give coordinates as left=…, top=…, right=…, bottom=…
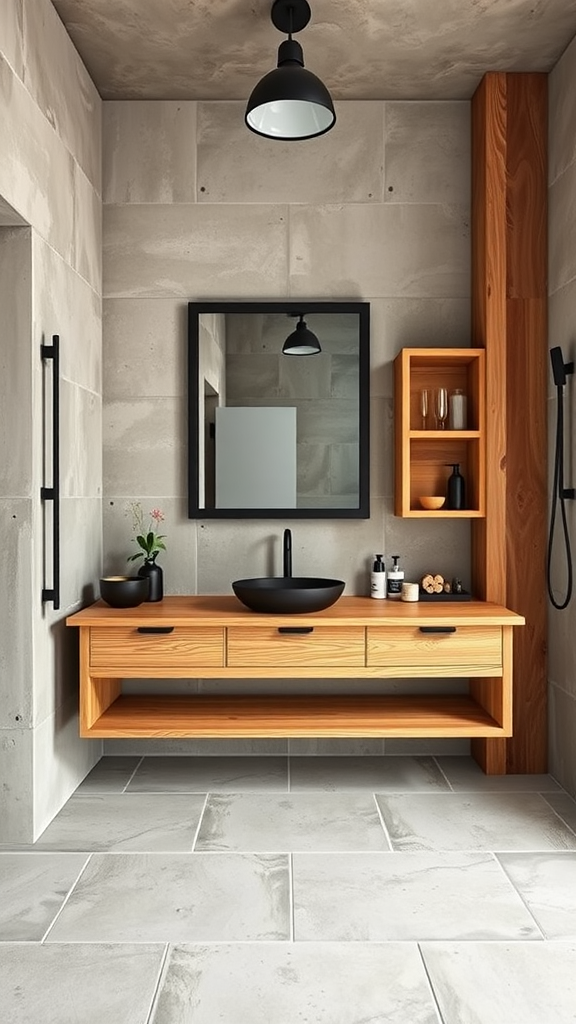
left=547, top=383, right=573, bottom=609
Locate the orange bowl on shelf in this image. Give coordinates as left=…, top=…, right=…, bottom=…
left=418, top=496, right=446, bottom=510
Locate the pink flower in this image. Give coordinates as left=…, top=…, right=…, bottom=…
left=124, top=501, right=167, bottom=564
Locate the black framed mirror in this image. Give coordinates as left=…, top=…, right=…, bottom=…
left=188, top=301, right=370, bottom=519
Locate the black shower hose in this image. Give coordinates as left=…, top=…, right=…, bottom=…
left=547, top=383, right=573, bottom=609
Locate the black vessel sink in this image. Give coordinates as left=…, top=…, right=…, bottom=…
left=232, top=577, right=345, bottom=614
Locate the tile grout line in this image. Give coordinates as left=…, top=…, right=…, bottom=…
left=287, top=753, right=291, bottom=793
left=289, top=852, right=295, bottom=942
left=371, top=793, right=394, bottom=849
left=492, top=852, right=547, bottom=941
left=39, top=854, right=93, bottom=943
left=432, top=757, right=455, bottom=791
left=190, top=793, right=210, bottom=850
left=144, top=943, right=171, bottom=1024
left=122, top=756, right=145, bottom=792
left=539, top=793, right=576, bottom=839
left=416, top=942, right=448, bottom=1024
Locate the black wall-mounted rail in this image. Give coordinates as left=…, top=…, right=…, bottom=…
left=41, top=335, right=60, bottom=610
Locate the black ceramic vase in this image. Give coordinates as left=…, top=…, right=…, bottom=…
left=138, top=556, right=163, bottom=602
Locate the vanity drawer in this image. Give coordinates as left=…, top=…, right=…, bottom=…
left=366, top=626, right=502, bottom=674
left=226, top=627, right=365, bottom=668
left=89, top=627, right=225, bottom=670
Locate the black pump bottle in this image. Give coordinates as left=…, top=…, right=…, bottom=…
left=446, top=463, right=465, bottom=510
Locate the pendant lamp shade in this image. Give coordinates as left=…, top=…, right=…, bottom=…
left=282, top=314, right=321, bottom=355
left=245, top=1, right=336, bottom=141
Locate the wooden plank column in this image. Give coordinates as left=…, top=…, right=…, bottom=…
left=471, top=72, right=548, bottom=773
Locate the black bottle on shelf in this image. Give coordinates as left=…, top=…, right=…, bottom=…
left=446, top=463, right=465, bottom=510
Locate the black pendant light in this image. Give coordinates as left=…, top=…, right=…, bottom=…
left=245, top=0, right=336, bottom=141
left=282, top=314, right=321, bottom=355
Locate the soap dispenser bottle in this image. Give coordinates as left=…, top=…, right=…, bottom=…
left=446, top=463, right=465, bottom=510
left=387, top=555, right=404, bottom=600
left=370, top=554, right=387, bottom=599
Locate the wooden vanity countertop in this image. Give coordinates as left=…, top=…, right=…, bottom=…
left=66, top=595, right=525, bottom=628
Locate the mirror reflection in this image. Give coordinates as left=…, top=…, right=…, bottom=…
left=188, top=302, right=370, bottom=519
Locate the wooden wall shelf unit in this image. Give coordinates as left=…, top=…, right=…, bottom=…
left=66, top=596, right=523, bottom=751
left=394, top=348, right=486, bottom=518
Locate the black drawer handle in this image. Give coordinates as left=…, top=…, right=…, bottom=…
left=137, top=626, right=175, bottom=634
left=419, top=626, right=457, bottom=634
left=277, top=626, right=314, bottom=635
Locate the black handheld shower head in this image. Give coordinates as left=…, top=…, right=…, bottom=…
left=550, top=346, right=574, bottom=387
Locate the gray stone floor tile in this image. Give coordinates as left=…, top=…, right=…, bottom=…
left=289, top=754, right=449, bottom=791
left=195, top=792, right=390, bottom=852
left=75, top=756, right=142, bottom=792
left=0, top=853, right=88, bottom=940
left=293, top=851, right=541, bottom=941
left=46, top=852, right=290, bottom=942
left=0, top=943, right=165, bottom=1024
left=375, top=791, right=576, bottom=851
left=542, top=789, right=576, bottom=832
left=28, top=793, right=206, bottom=852
left=436, top=755, right=562, bottom=791
left=126, top=755, right=288, bottom=792
left=150, top=942, right=442, bottom=1024
left=420, top=942, right=576, bottom=1024
left=497, top=851, right=576, bottom=939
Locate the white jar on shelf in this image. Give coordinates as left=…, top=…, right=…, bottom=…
left=448, top=389, right=467, bottom=430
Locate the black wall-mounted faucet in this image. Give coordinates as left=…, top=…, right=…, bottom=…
left=283, top=528, right=292, bottom=578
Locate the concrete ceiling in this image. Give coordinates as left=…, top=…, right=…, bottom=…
left=51, top=0, right=576, bottom=101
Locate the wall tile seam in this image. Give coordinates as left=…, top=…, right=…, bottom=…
left=103, top=493, right=186, bottom=502
left=1, top=50, right=101, bottom=197
left=548, top=155, right=576, bottom=190
left=101, top=290, right=471, bottom=301
left=379, top=102, right=387, bottom=205
left=0, top=46, right=22, bottom=82
left=103, top=396, right=182, bottom=404
left=22, top=0, right=102, bottom=108
left=548, top=273, right=576, bottom=297
left=75, top=150, right=103, bottom=203
left=104, top=393, right=184, bottom=402
left=28, top=210, right=102, bottom=292
left=32, top=231, right=103, bottom=302
left=548, top=678, right=576, bottom=701
left=100, top=201, right=468, bottom=210
left=30, top=700, right=78, bottom=732
left=56, top=257, right=102, bottom=301
left=61, top=376, right=103, bottom=401
left=193, top=99, right=199, bottom=205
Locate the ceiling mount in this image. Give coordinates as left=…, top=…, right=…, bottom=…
left=245, top=0, right=336, bottom=141
left=270, top=0, right=311, bottom=35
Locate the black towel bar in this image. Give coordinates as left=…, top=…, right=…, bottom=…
left=41, top=335, right=60, bottom=610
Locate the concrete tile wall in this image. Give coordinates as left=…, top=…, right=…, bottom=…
left=0, top=0, right=23, bottom=79
left=548, top=34, right=576, bottom=798
left=0, top=0, right=102, bottom=841
left=22, top=0, right=101, bottom=190
left=102, top=98, right=472, bottom=756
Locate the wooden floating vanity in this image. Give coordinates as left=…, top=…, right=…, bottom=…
left=66, top=596, right=524, bottom=743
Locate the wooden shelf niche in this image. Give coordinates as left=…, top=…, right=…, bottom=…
left=394, top=348, right=486, bottom=518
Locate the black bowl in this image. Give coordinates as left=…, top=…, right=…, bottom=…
left=99, top=575, right=149, bottom=608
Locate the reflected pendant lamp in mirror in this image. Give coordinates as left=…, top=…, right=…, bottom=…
left=245, top=0, right=336, bottom=141
left=282, top=314, right=321, bottom=355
